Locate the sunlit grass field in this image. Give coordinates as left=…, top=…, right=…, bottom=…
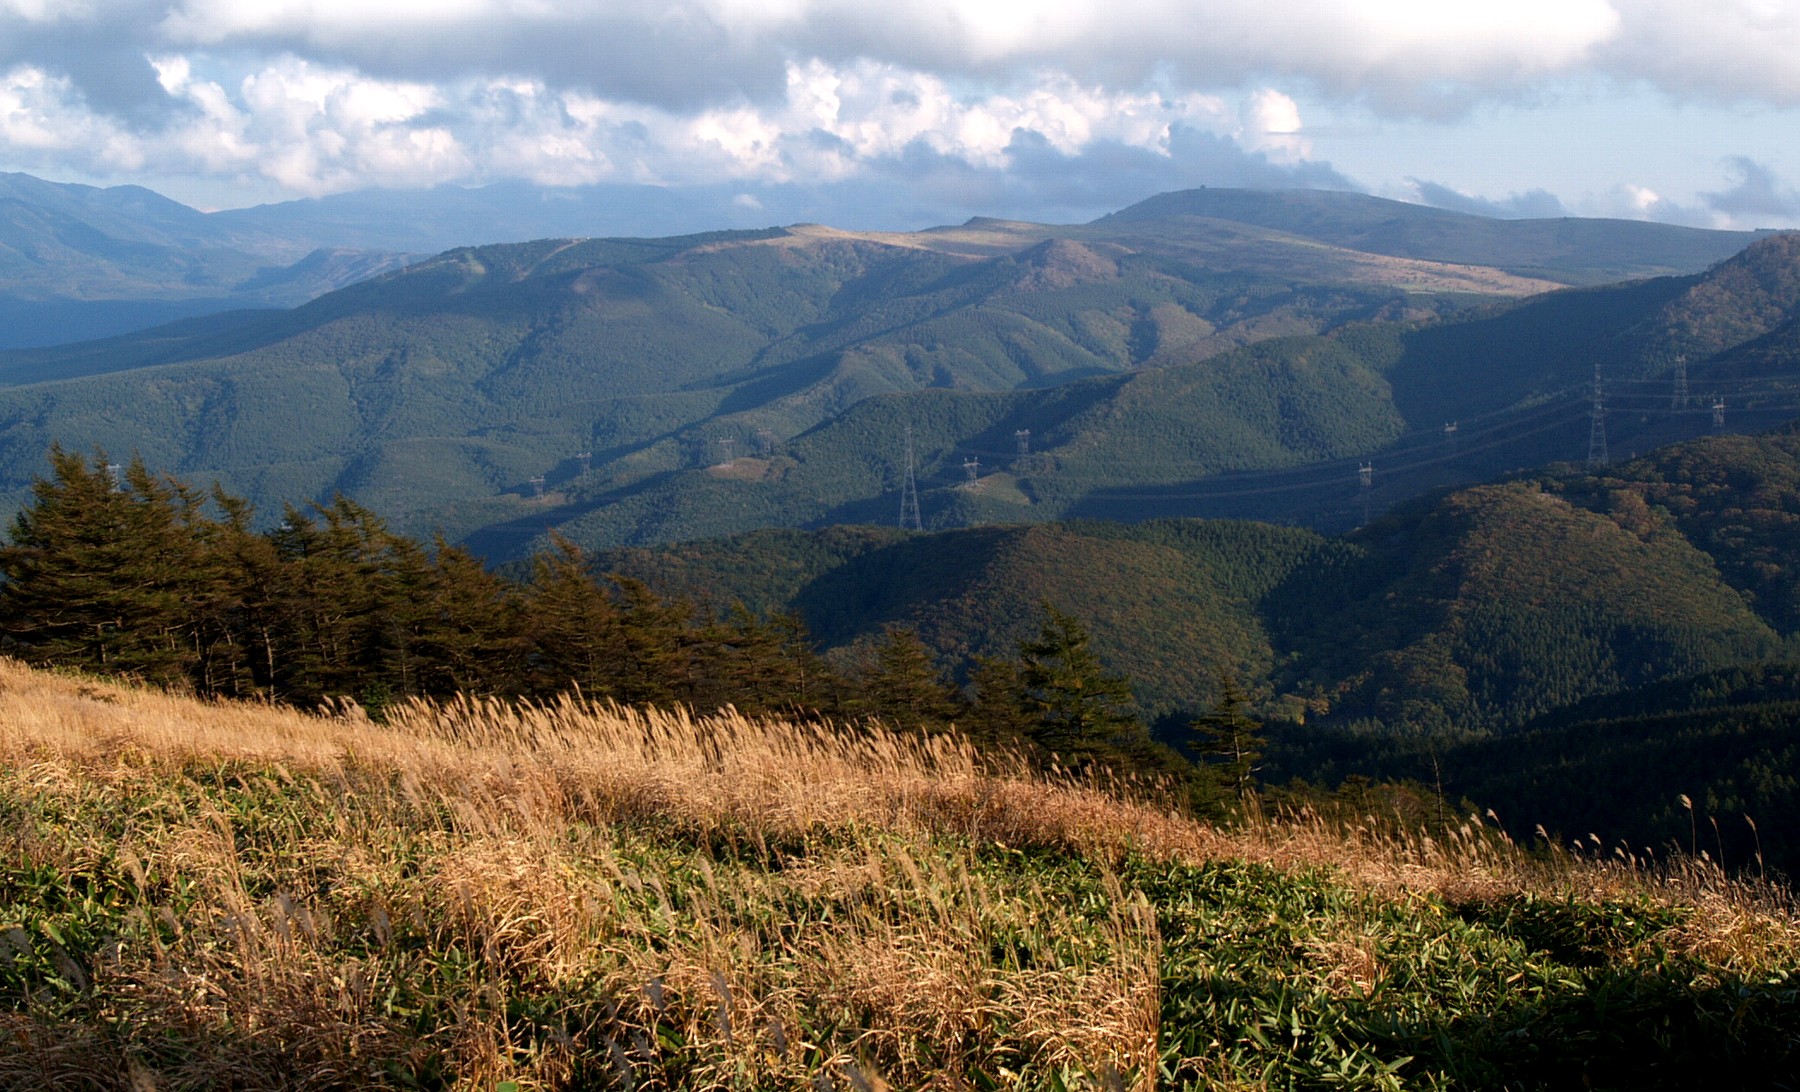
left=0, top=659, right=1794, bottom=1089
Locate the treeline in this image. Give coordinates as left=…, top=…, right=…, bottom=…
left=0, top=450, right=1221, bottom=794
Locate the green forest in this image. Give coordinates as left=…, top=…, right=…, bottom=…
left=9, top=428, right=1800, bottom=876
left=0, top=449, right=1226, bottom=803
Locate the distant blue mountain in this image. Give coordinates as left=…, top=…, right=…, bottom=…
left=0, top=172, right=412, bottom=348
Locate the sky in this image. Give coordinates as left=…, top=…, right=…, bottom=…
left=3, top=0, right=1800, bottom=230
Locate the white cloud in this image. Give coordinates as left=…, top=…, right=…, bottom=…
left=1602, top=0, right=1800, bottom=103
left=6, top=1, right=1800, bottom=116
left=7, top=1, right=1800, bottom=225
left=1, top=48, right=1241, bottom=195
left=1624, top=183, right=1662, bottom=214
left=0, top=65, right=142, bottom=171
left=1242, top=88, right=1306, bottom=162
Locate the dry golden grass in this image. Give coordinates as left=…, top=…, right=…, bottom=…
left=0, top=658, right=1794, bottom=1089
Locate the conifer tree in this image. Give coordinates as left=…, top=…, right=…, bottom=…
left=961, top=653, right=1035, bottom=749
left=693, top=606, right=831, bottom=717
left=411, top=540, right=525, bottom=697
left=610, top=574, right=691, bottom=707
left=522, top=537, right=628, bottom=700
left=1192, top=671, right=1266, bottom=798
left=858, top=626, right=963, bottom=732
left=265, top=497, right=429, bottom=709
left=187, top=486, right=278, bottom=697
left=1015, top=603, right=1139, bottom=762
left=0, top=448, right=216, bottom=685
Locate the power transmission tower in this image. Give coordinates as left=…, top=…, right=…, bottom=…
left=963, top=457, right=981, bottom=489
left=898, top=426, right=922, bottom=531
left=529, top=475, right=546, bottom=499
left=1713, top=397, right=1726, bottom=428
left=105, top=463, right=123, bottom=493
left=755, top=429, right=775, bottom=456
left=1586, top=361, right=1609, bottom=471
left=716, top=437, right=735, bottom=465
left=1358, top=462, right=1373, bottom=526
left=1671, top=354, right=1689, bottom=411
left=1443, top=421, right=1458, bottom=453
left=575, top=450, right=591, bottom=474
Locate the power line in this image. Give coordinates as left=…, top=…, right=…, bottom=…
left=1587, top=361, right=1609, bottom=471
left=898, top=425, right=922, bottom=531
left=962, top=457, right=982, bottom=489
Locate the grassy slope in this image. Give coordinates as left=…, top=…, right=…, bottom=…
left=1092, top=188, right=1761, bottom=284
left=1, top=660, right=1795, bottom=1089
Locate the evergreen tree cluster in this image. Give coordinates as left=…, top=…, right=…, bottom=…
left=0, top=450, right=1262, bottom=799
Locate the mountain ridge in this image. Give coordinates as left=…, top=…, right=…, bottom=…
left=0, top=181, right=1795, bottom=556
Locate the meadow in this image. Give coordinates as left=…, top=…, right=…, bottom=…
left=0, top=658, right=1795, bottom=1089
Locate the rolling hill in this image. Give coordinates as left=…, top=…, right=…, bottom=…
left=0, top=209, right=1548, bottom=549
left=503, top=233, right=1800, bottom=553
left=0, top=187, right=1793, bottom=557
left=1094, top=187, right=1763, bottom=284
left=600, top=428, right=1800, bottom=732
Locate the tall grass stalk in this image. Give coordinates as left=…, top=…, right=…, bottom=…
left=0, top=660, right=1793, bottom=1089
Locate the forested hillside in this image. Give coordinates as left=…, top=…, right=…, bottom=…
left=597, top=426, right=1800, bottom=869
left=1438, top=662, right=1800, bottom=873
left=458, top=230, right=1800, bottom=552
left=5, top=425, right=1800, bottom=870
left=603, top=427, right=1800, bottom=730
left=0, top=213, right=1528, bottom=551
left=3, top=191, right=1793, bottom=558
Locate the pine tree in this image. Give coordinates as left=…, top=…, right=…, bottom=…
left=1015, top=603, right=1139, bottom=763
left=188, top=486, right=278, bottom=698
left=265, top=496, right=428, bottom=709
left=1191, top=671, right=1266, bottom=798
left=692, top=607, right=833, bottom=717
left=411, top=540, right=525, bottom=697
left=857, top=626, right=963, bottom=732
left=610, top=574, right=691, bottom=707
left=0, top=449, right=216, bottom=685
left=521, top=537, right=628, bottom=700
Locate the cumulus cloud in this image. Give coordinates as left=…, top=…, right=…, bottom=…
left=4, top=1, right=1800, bottom=224
left=1242, top=88, right=1307, bottom=162
left=137, top=1, right=1629, bottom=118
left=10, top=1, right=1800, bottom=121
left=1598, top=0, right=1800, bottom=104
left=0, top=65, right=144, bottom=174
left=0, top=39, right=1315, bottom=204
